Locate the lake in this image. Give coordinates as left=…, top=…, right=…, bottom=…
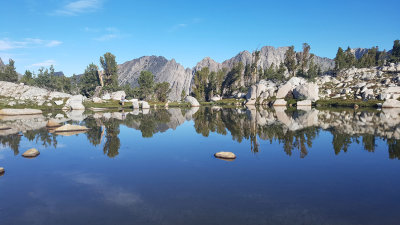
left=1, top=106, right=400, bottom=225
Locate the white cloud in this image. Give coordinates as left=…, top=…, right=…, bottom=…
left=90, top=27, right=123, bottom=41
left=46, top=40, right=63, bottom=47
left=168, top=23, right=188, bottom=32
left=94, top=34, right=117, bottom=41
left=30, top=59, right=57, bottom=67
left=0, top=38, right=62, bottom=51
left=53, top=0, right=103, bottom=16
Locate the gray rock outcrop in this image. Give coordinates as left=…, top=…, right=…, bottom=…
left=118, top=56, right=192, bottom=101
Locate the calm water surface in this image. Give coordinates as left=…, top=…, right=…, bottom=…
left=0, top=107, right=400, bottom=225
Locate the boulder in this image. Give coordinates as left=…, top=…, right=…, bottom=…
left=297, top=100, right=312, bottom=106
left=54, top=124, right=90, bottom=132
left=382, top=99, right=400, bottom=108
left=0, top=126, right=11, bottom=130
left=293, top=83, right=319, bottom=101
left=276, top=83, right=293, bottom=99
left=64, top=95, right=85, bottom=110
left=101, top=93, right=111, bottom=100
left=46, top=120, right=62, bottom=128
left=214, top=151, right=236, bottom=160
left=273, top=99, right=287, bottom=106
left=54, top=100, right=64, bottom=106
left=22, top=148, right=40, bottom=158
left=210, top=95, right=221, bottom=102
left=246, top=85, right=257, bottom=100
left=111, top=91, right=126, bottom=101
left=185, top=96, right=200, bottom=107
left=0, top=108, right=42, bottom=115
left=132, top=99, right=139, bottom=109
left=92, top=97, right=103, bottom=103
left=141, top=101, right=150, bottom=109
left=8, top=101, right=16, bottom=106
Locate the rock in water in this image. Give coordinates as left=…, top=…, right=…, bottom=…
left=185, top=96, right=200, bottom=107
left=46, top=120, right=62, bottom=128
left=382, top=99, right=400, bottom=108
left=297, top=100, right=312, bottom=106
left=0, top=126, right=11, bottom=130
left=0, top=108, right=42, bottom=115
left=214, top=152, right=236, bottom=160
left=141, top=101, right=150, bottom=109
left=22, top=148, right=40, bottom=158
left=273, top=99, right=287, bottom=106
left=0, top=167, right=4, bottom=174
left=54, top=124, right=90, bottom=132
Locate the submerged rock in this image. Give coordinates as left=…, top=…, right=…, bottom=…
left=0, top=108, right=42, bottom=115
left=214, top=151, right=236, bottom=160
left=54, top=124, right=90, bottom=132
left=0, top=126, right=11, bottom=130
left=22, top=148, right=40, bottom=158
left=382, top=99, right=400, bottom=108
left=46, top=120, right=62, bottom=128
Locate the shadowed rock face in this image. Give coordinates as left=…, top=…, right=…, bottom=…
left=118, top=56, right=192, bottom=101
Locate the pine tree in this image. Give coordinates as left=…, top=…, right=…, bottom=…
left=334, top=47, right=345, bottom=71
left=100, top=52, right=118, bottom=88
left=391, top=40, right=400, bottom=63
left=0, top=59, right=18, bottom=82
left=284, top=46, right=297, bottom=77
left=80, top=63, right=101, bottom=97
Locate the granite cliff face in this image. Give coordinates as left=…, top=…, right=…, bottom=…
left=118, top=46, right=335, bottom=101
left=118, top=56, right=192, bottom=101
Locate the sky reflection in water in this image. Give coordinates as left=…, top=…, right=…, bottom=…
left=0, top=107, right=400, bottom=225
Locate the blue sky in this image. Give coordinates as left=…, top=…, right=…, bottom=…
left=0, top=0, right=399, bottom=76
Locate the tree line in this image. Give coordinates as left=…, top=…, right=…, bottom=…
left=334, top=39, right=400, bottom=71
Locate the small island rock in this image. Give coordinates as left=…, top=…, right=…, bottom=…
left=46, top=120, right=62, bottom=128
left=54, top=124, right=90, bottom=132
left=214, top=151, right=237, bottom=159
left=22, top=148, right=40, bottom=157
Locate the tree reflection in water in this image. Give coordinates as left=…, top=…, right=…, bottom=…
left=1, top=107, right=400, bottom=159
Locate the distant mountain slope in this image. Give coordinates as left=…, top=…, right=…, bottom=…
left=118, top=56, right=192, bottom=101
left=118, top=46, right=335, bottom=101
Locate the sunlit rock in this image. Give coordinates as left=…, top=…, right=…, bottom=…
left=0, top=108, right=42, bottom=115
left=54, top=124, right=89, bottom=133
left=22, top=148, right=40, bottom=158
left=46, top=120, right=62, bottom=128
left=214, top=152, right=236, bottom=160
left=185, top=96, right=200, bottom=107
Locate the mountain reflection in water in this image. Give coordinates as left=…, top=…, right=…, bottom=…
left=0, top=106, right=399, bottom=159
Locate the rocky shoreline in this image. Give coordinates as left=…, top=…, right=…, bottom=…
left=0, top=62, right=400, bottom=112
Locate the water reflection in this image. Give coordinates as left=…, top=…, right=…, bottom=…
left=1, top=107, right=400, bottom=159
